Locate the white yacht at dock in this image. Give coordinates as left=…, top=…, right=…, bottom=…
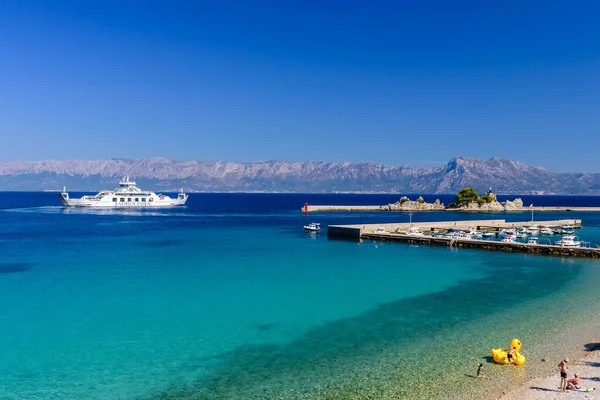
left=555, top=235, right=582, bottom=248
left=58, top=177, right=188, bottom=208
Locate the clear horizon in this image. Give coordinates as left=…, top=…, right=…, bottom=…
left=1, top=1, right=599, bottom=172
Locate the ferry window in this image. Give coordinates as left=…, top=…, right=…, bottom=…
left=112, top=198, right=117, bottom=202
left=135, top=198, right=139, bottom=202
left=141, top=198, right=146, bottom=202
left=149, top=198, right=154, bottom=202
left=120, top=198, right=125, bottom=202
left=128, top=198, right=132, bottom=202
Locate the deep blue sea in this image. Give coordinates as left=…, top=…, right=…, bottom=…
left=2, top=193, right=600, bottom=399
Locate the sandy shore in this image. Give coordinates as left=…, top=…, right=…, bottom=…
left=499, top=348, right=599, bottom=400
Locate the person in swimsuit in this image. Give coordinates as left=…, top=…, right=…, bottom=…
left=567, top=373, right=581, bottom=390
left=477, top=363, right=486, bottom=378
left=558, top=358, right=569, bottom=391
left=507, top=347, right=516, bottom=365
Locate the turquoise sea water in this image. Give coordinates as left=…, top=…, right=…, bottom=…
left=1, top=193, right=600, bottom=399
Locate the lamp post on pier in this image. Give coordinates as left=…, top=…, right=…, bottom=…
left=530, top=204, right=534, bottom=223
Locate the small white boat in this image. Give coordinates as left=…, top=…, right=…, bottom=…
left=304, top=222, right=321, bottom=232
left=514, top=231, right=528, bottom=239
left=406, top=226, right=424, bottom=237
left=540, top=227, right=554, bottom=235
left=527, top=237, right=539, bottom=244
left=456, top=232, right=474, bottom=240
left=501, top=235, right=515, bottom=243
left=555, top=235, right=582, bottom=247
left=498, top=229, right=515, bottom=237
left=482, top=231, right=497, bottom=237
left=467, top=227, right=483, bottom=238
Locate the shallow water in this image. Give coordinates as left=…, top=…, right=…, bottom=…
left=1, top=193, right=600, bottom=399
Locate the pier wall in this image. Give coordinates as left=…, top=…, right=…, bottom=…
left=359, top=233, right=600, bottom=258
left=327, top=219, right=581, bottom=238
left=326, top=218, right=597, bottom=258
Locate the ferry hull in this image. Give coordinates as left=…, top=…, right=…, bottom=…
left=58, top=195, right=188, bottom=207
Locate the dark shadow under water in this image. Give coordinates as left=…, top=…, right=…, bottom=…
left=148, top=252, right=582, bottom=400
left=0, top=262, right=32, bottom=274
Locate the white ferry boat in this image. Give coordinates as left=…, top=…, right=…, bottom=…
left=58, top=177, right=188, bottom=208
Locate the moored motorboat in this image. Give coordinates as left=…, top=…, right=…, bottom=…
left=58, top=177, right=188, bottom=207
left=304, top=222, right=321, bottom=232
left=501, top=235, right=515, bottom=243
left=555, top=235, right=582, bottom=247
left=406, top=226, right=425, bottom=237
left=498, top=228, right=516, bottom=237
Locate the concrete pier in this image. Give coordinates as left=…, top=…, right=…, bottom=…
left=328, top=219, right=581, bottom=237
left=327, top=219, right=600, bottom=258
left=360, top=232, right=600, bottom=258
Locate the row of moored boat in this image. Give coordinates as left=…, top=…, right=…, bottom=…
left=373, top=225, right=590, bottom=248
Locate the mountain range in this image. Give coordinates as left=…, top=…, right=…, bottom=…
left=0, top=156, right=599, bottom=194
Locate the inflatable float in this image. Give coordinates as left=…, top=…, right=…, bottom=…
left=491, top=338, right=526, bottom=365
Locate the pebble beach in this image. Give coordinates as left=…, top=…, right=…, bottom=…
left=449, top=321, right=600, bottom=400
left=500, top=348, right=600, bottom=400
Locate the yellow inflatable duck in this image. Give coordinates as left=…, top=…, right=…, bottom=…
left=491, top=338, right=526, bottom=365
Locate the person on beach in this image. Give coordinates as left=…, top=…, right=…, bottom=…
left=477, top=363, right=486, bottom=378
left=558, top=358, right=569, bottom=392
left=567, top=373, right=581, bottom=390
left=507, top=347, right=516, bottom=365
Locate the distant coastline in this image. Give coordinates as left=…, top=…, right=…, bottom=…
left=2, top=156, right=600, bottom=194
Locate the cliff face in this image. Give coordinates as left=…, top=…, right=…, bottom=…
left=0, top=156, right=599, bottom=194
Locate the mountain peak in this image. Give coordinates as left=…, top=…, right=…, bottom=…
left=0, top=157, right=597, bottom=194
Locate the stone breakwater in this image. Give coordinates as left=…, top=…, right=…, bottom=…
left=302, top=196, right=445, bottom=212
left=302, top=196, right=600, bottom=213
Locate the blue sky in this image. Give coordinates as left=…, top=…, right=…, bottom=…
left=0, top=1, right=599, bottom=172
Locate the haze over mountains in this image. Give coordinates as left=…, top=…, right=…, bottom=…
left=0, top=156, right=599, bottom=194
